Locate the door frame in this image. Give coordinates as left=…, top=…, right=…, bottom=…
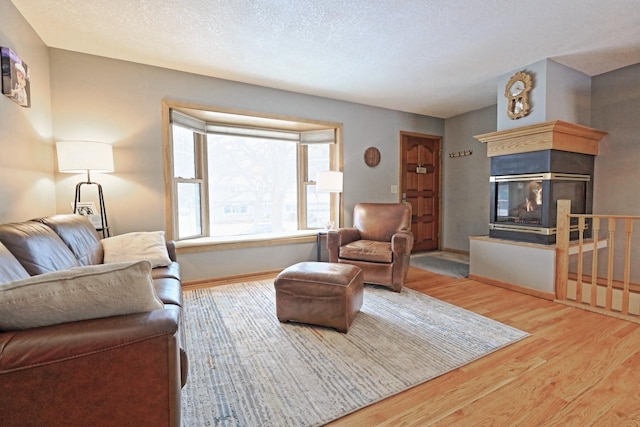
left=399, top=131, right=443, bottom=252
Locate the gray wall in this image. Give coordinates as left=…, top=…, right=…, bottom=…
left=592, top=62, right=640, bottom=214
left=591, top=62, right=640, bottom=281
left=546, top=59, right=591, bottom=127
left=0, top=2, right=54, bottom=222
left=497, top=59, right=591, bottom=131
left=49, top=49, right=443, bottom=281
left=442, top=105, right=495, bottom=252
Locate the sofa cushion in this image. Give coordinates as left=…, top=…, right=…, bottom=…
left=38, top=214, right=104, bottom=266
left=154, top=276, right=183, bottom=306
left=0, top=221, right=80, bottom=275
left=102, top=231, right=172, bottom=268
left=0, top=241, right=30, bottom=284
left=339, top=240, right=393, bottom=263
left=0, top=261, right=163, bottom=331
left=151, top=262, right=181, bottom=281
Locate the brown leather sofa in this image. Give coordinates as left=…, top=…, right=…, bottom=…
left=327, top=202, right=414, bottom=292
left=0, top=214, right=187, bottom=426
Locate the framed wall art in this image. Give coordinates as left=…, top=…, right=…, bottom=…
left=1, top=47, right=31, bottom=108
left=71, top=201, right=102, bottom=229
left=72, top=201, right=97, bottom=216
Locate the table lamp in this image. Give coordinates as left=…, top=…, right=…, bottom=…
left=316, top=170, right=343, bottom=230
left=316, top=170, right=343, bottom=193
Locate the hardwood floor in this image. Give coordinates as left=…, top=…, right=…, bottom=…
left=322, top=267, right=640, bottom=426
left=197, top=266, right=640, bottom=425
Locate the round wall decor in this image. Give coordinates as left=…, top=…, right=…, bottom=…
left=364, top=147, right=381, bottom=167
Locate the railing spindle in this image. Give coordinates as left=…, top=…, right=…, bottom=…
left=555, top=200, right=571, bottom=300
left=576, top=216, right=585, bottom=304
left=590, top=218, right=600, bottom=308
left=622, top=219, right=633, bottom=315
left=606, top=219, right=616, bottom=311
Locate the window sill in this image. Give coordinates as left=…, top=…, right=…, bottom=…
left=175, top=230, right=321, bottom=254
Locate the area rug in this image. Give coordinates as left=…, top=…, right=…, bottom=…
left=181, top=280, right=528, bottom=426
left=410, top=253, right=469, bottom=278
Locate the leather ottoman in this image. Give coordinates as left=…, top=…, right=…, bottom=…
left=274, top=262, right=363, bottom=333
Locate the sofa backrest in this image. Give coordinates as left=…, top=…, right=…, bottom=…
left=353, top=203, right=412, bottom=242
left=38, top=215, right=104, bottom=266
left=0, top=221, right=80, bottom=275
left=0, top=241, right=30, bottom=284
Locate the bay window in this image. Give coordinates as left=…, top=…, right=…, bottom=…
left=164, top=103, right=342, bottom=243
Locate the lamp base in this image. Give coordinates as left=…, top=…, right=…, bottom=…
left=73, top=181, right=110, bottom=238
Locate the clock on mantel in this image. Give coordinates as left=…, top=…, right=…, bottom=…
left=504, top=71, right=533, bottom=120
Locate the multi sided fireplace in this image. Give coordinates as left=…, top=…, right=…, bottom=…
left=476, top=121, right=606, bottom=244
left=489, top=150, right=593, bottom=243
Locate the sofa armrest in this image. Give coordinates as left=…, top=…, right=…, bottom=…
left=0, top=307, right=183, bottom=426
left=166, top=240, right=177, bottom=262
left=327, top=228, right=361, bottom=262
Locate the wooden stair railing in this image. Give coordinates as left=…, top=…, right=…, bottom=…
left=555, top=199, right=640, bottom=323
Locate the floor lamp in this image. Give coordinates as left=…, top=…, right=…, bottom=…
left=56, top=141, right=114, bottom=238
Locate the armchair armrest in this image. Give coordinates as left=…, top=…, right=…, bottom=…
left=390, top=230, right=414, bottom=291
left=391, top=230, right=414, bottom=256
left=327, top=228, right=361, bottom=262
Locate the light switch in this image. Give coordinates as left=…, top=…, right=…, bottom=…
left=390, top=185, right=398, bottom=194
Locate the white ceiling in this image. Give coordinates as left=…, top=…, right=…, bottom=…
left=12, top=0, right=640, bottom=118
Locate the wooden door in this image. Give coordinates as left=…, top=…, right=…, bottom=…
left=400, top=132, right=441, bottom=252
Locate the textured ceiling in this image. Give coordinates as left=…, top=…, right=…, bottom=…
left=11, top=0, right=640, bottom=118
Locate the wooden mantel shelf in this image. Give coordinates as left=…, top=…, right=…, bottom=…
left=475, top=120, right=607, bottom=157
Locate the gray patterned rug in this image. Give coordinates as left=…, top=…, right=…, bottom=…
left=181, top=280, right=528, bottom=426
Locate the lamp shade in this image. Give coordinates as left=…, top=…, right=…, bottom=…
left=316, top=171, right=343, bottom=193
left=56, top=141, right=114, bottom=173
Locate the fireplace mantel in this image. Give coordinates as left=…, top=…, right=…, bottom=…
left=475, top=120, right=607, bottom=157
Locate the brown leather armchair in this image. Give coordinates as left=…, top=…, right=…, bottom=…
left=327, top=203, right=414, bottom=292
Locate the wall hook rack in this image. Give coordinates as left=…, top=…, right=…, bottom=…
left=449, top=150, right=473, bottom=158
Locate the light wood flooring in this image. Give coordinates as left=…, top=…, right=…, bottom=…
left=327, top=267, right=640, bottom=426
left=199, top=266, right=640, bottom=426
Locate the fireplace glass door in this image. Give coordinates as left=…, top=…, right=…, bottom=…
left=490, top=173, right=591, bottom=243
left=496, top=179, right=543, bottom=225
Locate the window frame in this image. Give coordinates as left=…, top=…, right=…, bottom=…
left=171, top=131, right=209, bottom=239
left=162, top=100, right=343, bottom=245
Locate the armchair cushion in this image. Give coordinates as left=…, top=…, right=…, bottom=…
left=339, top=240, right=393, bottom=263
left=0, top=260, right=163, bottom=331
